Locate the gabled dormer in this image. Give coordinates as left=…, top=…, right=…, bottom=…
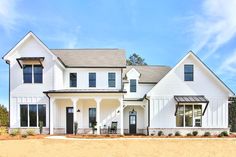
left=125, top=68, right=141, bottom=93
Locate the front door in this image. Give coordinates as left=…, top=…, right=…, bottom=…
left=66, top=107, right=74, bottom=134
left=129, top=111, right=137, bottom=134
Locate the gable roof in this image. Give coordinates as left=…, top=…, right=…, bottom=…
left=50, top=49, right=126, bottom=68
left=2, top=31, right=57, bottom=61
left=147, top=51, right=235, bottom=96
left=123, top=65, right=171, bottom=83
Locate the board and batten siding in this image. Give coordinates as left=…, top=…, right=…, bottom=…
left=148, top=54, right=230, bottom=129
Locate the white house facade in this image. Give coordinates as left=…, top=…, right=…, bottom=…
left=2, top=32, right=235, bottom=135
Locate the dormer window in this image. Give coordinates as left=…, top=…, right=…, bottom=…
left=23, top=65, right=43, bottom=83
left=184, top=65, right=194, bottom=81
left=130, top=79, right=137, bottom=92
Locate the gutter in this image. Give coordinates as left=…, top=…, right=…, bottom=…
left=45, top=92, right=51, bottom=135
left=144, top=94, right=150, bottom=136
left=6, top=60, right=10, bottom=128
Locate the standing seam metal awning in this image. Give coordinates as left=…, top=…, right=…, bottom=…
left=16, top=57, right=45, bottom=68
left=174, top=95, right=209, bottom=116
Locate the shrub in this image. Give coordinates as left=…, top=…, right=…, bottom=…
left=175, top=131, right=181, bottom=136
left=221, top=131, right=228, bottom=136
left=168, top=133, right=173, bottom=136
left=21, top=133, right=27, bottom=138
left=204, top=132, right=211, bottom=137
left=39, top=121, right=43, bottom=134
left=26, top=129, right=35, bottom=136
left=10, top=129, right=20, bottom=136
left=74, top=122, right=78, bottom=135
left=192, top=131, right=198, bottom=136
left=218, top=133, right=224, bottom=137
left=186, top=133, right=192, bottom=136
left=157, top=131, right=164, bottom=136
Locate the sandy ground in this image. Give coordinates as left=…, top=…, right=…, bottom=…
left=1, top=138, right=236, bottom=157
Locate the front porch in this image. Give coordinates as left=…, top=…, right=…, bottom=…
left=49, top=94, right=124, bottom=135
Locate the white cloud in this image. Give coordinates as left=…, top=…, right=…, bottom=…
left=0, top=0, right=22, bottom=33
left=219, top=50, right=236, bottom=74
left=190, top=0, right=236, bottom=60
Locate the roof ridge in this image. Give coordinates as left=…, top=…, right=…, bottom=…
left=127, top=65, right=171, bottom=68
left=50, top=48, right=122, bottom=50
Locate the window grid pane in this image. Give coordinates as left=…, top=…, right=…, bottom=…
left=29, top=105, right=37, bottom=127
left=23, top=65, right=32, bottom=83
left=34, top=65, right=43, bottom=83
left=89, top=73, right=96, bottom=87
left=176, top=105, right=184, bottom=127
left=130, top=79, right=136, bottom=92
left=108, top=73, right=116, bottom=87
left=194, top=105, right=202, bottom=127
left=70, top=73, right=77, bottom=87
left=20, top=105, right=28, bottom=127
left=89, top=108, right=96, bottom=128
left=38, top=104, right=46, bottom=127
left=184, top=65, right=194, bottom=81
left=185, top=105, right=193, bottom=127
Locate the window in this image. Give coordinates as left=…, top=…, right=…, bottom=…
left=89, top=73, right=96, bottom=87
left=184, top=65, right=194, bottom=81
left=20, top=104, right=46, bottom=127
left=23, top=65, right=43, bottom=83
left=130, top=79, right=137, bottom=92
left=38, top=104, right=46, bottom=127
left=89, top=108, right=96, bottom=128
left=176, top=105, right=202, bottom=127
left=34, top=65, right=43, bottom=83
left=70, top=73, right=77, bottom=87
left=20, top=105, right=28, bottom=127
left=108, top=72, right=116, bottom=87
left=29, top=105, right=37, bottom=127
left=23, top=65, right=32, bottom=83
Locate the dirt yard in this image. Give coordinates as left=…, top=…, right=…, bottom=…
left=1, top=138, right=236, bottom=157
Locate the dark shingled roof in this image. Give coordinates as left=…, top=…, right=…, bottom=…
left=123, top=65, right=172, bottom=83
left=50, top=49, right=126, bottom=68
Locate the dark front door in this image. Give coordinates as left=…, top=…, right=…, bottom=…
left=129, top=111, right=137, bottom=134
left=66, top=107, right=73, bottom=134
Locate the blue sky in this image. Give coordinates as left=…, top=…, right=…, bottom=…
left=0, top=0, right=236, bottom=108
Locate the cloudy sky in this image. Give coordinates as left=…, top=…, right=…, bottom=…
left=0, top=0, right=236, bottom=108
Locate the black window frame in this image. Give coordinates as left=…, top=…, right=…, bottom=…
left=33, top=65, right=43, bottom=83
left=130, top=79, right=137, bottom=92
left=38, top=104, right=46, bottom=127
left=29, top=104, right=37, bottom=127
left=184, top=64, right=194, bottom=81
left=69, top=73, right=77, bottom=87
left=20, top=104, right=28, bottom=127
left=108, top=72, right=116, bottom=87
left=23, top=65, right=33, bottom=83
left=89, top=108, right=96, bottom=128
left=89, top=72, right=96, bottom=87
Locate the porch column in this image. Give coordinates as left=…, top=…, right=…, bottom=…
left=119, top=98, right=124, bottom=135
left=72, top=98, right=78, bottom=133
left=95, top=98, right=101, bottom=135
left=50, top=98, right=55, bottom=135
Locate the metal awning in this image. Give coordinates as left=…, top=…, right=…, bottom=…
left=174, top=95, right=209, bottom=116
left=16, top=57, right=45, bottom=68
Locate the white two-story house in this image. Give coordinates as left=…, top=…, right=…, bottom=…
left=2, top=32, right=235, bottom=135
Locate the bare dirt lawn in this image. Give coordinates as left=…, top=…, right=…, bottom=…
left=1, top=138, right=236, bottom=157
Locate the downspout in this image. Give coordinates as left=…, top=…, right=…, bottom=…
left=45, top=93, right=50, bottom=135
left=6, top=60, right=10, bottom=128
left=144, top=95, right=150, bottom=136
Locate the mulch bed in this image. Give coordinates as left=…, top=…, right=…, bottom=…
left=0, top=134, right=47, bottom=140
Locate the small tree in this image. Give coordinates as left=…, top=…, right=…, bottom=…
left=126, top=53, right=147, bottom=65
left=229, top=100, right=236, bottom=132
left=0, top=104, right=8, bottom=126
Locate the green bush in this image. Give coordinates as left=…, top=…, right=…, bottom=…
left=0, top=104, right=8, bottom=127
left=221, top=131, right=228, bottom=136
left=204, top=132, right=211, bottom=137
left=21, top=133, right=27, bottom=138
left=39, top=121, right=43, bottom=134
left=168, top=133, right=173, bottom=136
left=175, top=131, right=181, bottom=136
left=26, top=129, right=35, bottom=136
left=186, top=133, right=192, bottom=136
left=192, top=131, right=198, bottom=136
left=157, top=131, right=164, bottom=136
left=10, top=129, right=20, bottom=136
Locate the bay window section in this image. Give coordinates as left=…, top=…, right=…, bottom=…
left=176, top=105, right=202, bottom=127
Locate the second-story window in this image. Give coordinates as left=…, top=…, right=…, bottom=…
left=130, top=79, right=137, bottom=92
left=184, top=65, right=194, bottom=81
left=108, top=72, right=116, bottom=87
left=70, top=73, right=77, bottom=87
left=89, top=73, right=96, bottom=87
left=23, top=65, right=43, bottom=83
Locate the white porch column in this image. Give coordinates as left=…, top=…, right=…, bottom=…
left=119, top=98, right=124, bottom=135
left=95, top=98, right=101, bottom=135
left=72, top=98, right=78, bottom=124
left=50, top=98, right=55, bottom=135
